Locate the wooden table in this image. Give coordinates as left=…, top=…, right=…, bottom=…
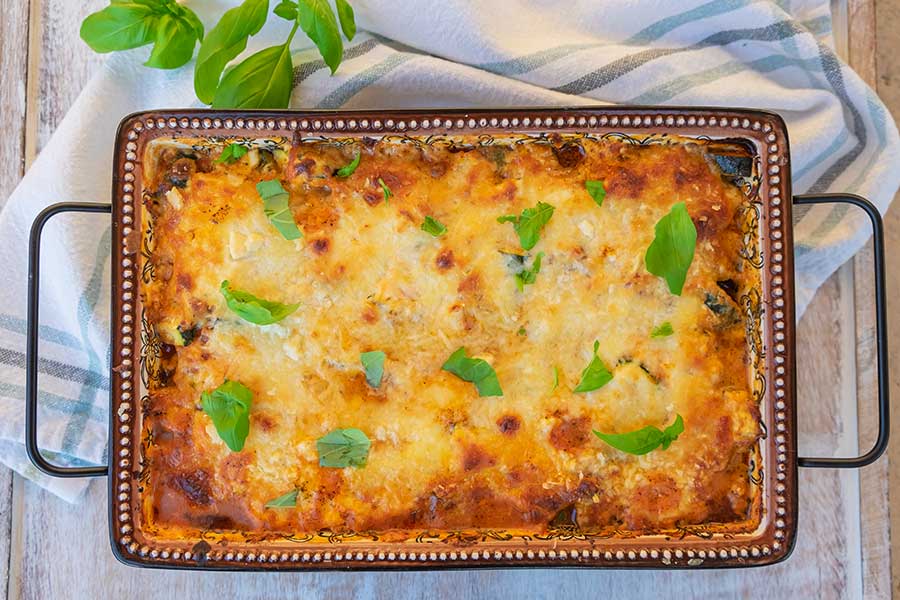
left=0, top=1, right=892, bottom=598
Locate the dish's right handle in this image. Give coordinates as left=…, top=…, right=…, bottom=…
left=793, top=194, right=889, bottom=469
left=26, top=202, right=111, bottom=478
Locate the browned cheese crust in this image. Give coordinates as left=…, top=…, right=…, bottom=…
left=139, top=134, right=761, bottom=539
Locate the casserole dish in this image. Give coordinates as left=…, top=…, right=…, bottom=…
left=23, top=107, right=889, bottom=570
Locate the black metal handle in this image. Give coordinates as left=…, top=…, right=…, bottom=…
left=793, top=194, right=889, bottom=469
left=26, top=202, right=111, bottom=478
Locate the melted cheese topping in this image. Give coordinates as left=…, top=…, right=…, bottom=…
left=141, top=134, right=761, bottom=539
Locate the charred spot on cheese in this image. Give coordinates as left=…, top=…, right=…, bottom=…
left=552, top=142, right=586, bottom=169
left=435, top=248, right=455, bottom=271
left=716, top=278, right=740, bottom=302
left=462, top=444, right=496, bottom=471
left=311, top=237, right=330, bottom=255
left=293, top=157, right=316, bottom=177
left=170, top=470, right=213, bottom=506
left=363, top=191, right=382, bottom=206
left=549, top=415, right=591, bottom=451
left=497, top=414, right=521, bottom=435
left=607, top=168, right=648, bottom=198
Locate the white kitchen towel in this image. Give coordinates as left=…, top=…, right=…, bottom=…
left=0, top=0, right=897, bottom=501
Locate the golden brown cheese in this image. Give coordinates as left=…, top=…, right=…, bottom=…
left=139, top=133, right=761, bottom=539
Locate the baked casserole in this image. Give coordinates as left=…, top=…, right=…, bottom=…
left=139, top=132, right=762, bottom=541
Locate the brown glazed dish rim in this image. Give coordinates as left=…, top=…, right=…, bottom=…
left=108, top=106, right=796, bottom=570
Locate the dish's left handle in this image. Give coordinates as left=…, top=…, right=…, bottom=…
left=26, top=202, right=111, bottom=478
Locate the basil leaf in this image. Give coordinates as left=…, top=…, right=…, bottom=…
left=551, top=365, right=560, bottom=391
left=296, top=0, right=343, bottom=74
left=80, top=3, right=159, bottom=54
left=212, top=28, right=297, bottom=109
left=194, top=0, right=269, bottom=104
left=378, top=178, right=392, bottom=203
left=265, top=489, right=298, bottom=508
left=335, top=0, right=356, bottom=40
left=173, top=2, right=206, bottom=42
left=201, top=379, right=253, bottom=452
left=593, top=414, right=685, bottom=455
left=334, top=153, right=360, bottom=177
left=573, top=340, right=614, bottom=393
left=216, top=142, right=249, bottom=164
left=256, top=179, right=303, bottom=240
left=316, top=428, right=371, bottom=468
left=645, top=202, right=697, bottom=296
left=497, top=201, right=555, bottom=250
left=516, top=327, right=526, bottom=336
left=144, top=14, right=198, bottom=69
left=360, top=350, right=386, bottom=388
left=651, top=322, right=674, bottom=338
left=585, top=180, right=606, bottom=207
left=220, top=280, right=300, bottom=325
left=514, top=251, right=543, bottom=292
left=441, top=347, right=503, bottom=397
left=274, top=0, right=299, bottom=20
left=421, top=216, right=447, bottom=237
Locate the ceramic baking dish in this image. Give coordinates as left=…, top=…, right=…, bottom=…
left=23, top=107, right=889, bottom=570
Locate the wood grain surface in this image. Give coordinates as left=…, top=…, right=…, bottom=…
left=847, top=1, right=893, bottom=597
left=0, top=1, right=892, bottom=598
left=0, top=0, right=28, bottom=595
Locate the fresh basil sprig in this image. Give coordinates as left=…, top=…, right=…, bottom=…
left=256, top=179, right=303, bottom=240
left=213, top=23, right=299, bottom=109
left=442, top=347, right=503, bottom=397
left=220, top=280, right=300, bottom=325
left=573, top=340, right=614, bottom=393
left=265, top=489, right=299, bottom=508
left=201, top=379, right=253, bottom=452
left=217, top=142, right=249, bottom=164
left=360, top=351, right=386, bottom=388
left=421, top=216, right=447, bottom=237
left=497, top=201, right=555, bottom=250
left=82, top=0, right=357, bottom=109
left=594, top=415, right=685, bottom=455
left=317, top=428, right=371, bottom=468
left=195, top=0, right=269, bottom=104
left=80, top=0, right=204, bottom=70
left=645, top=202, right=697, bottom=296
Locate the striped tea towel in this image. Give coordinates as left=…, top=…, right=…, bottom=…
left=0, top=0, right=897, bottom=501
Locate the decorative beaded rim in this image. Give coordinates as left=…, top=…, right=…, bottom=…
left=108, top=108, right=795, bottom=570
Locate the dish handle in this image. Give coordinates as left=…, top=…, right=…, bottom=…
left=25, top=202, right=111, bottom=478
left=793, top=194, right=889, bottom=469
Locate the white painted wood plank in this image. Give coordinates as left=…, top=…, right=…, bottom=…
left=0, top=0, right=37, bottom=597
